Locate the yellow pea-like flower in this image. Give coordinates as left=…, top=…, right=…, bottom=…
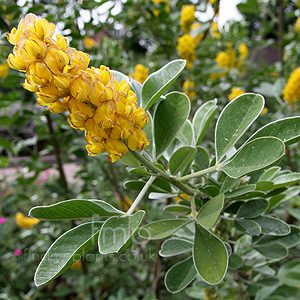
left=103, top=138, right=128, bottom=163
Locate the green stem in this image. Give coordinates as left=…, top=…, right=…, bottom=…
left=178, top=165, right=219, bottom=182
left=127, top=176, right=156, bottom=215
left=129, top=150, right=199, bottom=195
left=190, top=195, right=197, bottom=220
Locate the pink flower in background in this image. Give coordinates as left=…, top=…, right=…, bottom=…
left=44, top=169, right=51, bottom=176
left=14, top=249, right=22, bottom=256
left=40, top=177, right=48, bottom=183
left=0, top=217, right=6, bottom=224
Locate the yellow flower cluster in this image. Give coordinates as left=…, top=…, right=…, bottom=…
left=7, top=14, right=149, bottom=162
left=177, top=34, right=196, bottom=69
left=15, top=212, right=40, bottom=228
left=152, top=0, right=170, bottom=17
left=132, top=64, right=149, bottom=84
left=239, top=42, right=249, bottom=61
left=180, top=5, right=195, bottom=33
left=228, top=87, right=245, bottom=101
left=283, top=67, right=300, bottom=107
left=83, top=37, right=97, bottom=50
left=183, top=79, right=196, bottom=100
left=0, top=64, right=9, bottom=78
left=211, top=46, right=236, bottom=79
left=211, top=22, right=221, bottom=39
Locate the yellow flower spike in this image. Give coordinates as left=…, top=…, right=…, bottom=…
left=239, top=42, right=249, bottom=60
left=183, top=79, right=196, bottom=100
left=228, top=87, right=245, bottom=101
left=177, top=34, right=196, bottom=68
left=104, top=138, right=128, bottom=163
left=283, top=67, right=300, bottom=107
left=16, top=212, right=40, bottom=229
left=83, top=37, right=97, bottom=50
left=181, top=5, right=195, bottom=33
left=7, top=13, right=150, bottom=162
left=132, top=64, right=149, bottom=84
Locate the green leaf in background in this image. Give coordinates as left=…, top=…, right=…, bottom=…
left=29, top=199, right=124, bottom=220
left=35, top=222, right=103, bottom=286
left=98, top=211, right=145, bottom=254
left=271, top=173, right=300, bottom=189
left=236, top=199, right=269, bottom=218
left=252, top=216, right=290, bottom=236
left=141, top=59, right=186, bottom=109
left=225, top=184, right=257, bottom=199
left=159, top=238, right=193, bottom=257
left=165, top=257, right=197, bottom=293
left=254, top=243, right=288, bottom=259
left=139, top=219, right=192, bottom=240
left=215, top=93, right=264, bottom=162
left=169, top=146, right=197, bottom=175
left=220, top=176, right=239, bottom=193
left=164, top=204, right=191, bottom=212
left=248, top=116, right=300, bottom=145
left=177, top=119, right=194, bottom=146
left=154, top=92, right=190, bottom=157
left=193, top=223, right=228, bottom=285
left=258, top=167, right=281, bottom=182
left=234, top=219, right=261, bottom=236
left=229, top=254, right=243, bottom=270
left=193, top=99, right=217, bottom=145
left=0, top=74, right=24, bottom=88
left=278, top=260, right=300, bottom=287
left=253, top=225, right=300, bottom=249
left=143, top=113, right=154, bottom=158
left=197, top=194, right=224, bottom=229
left=193, top=146, right=210, bottom=171
left=221, top=137, right=285, bottom=179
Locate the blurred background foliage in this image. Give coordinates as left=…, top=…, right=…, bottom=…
left=1, top=0, right=300, bottom=299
